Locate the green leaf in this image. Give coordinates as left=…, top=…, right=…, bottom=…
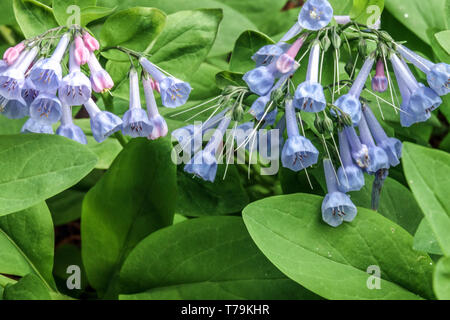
left=47, top=189, right=84, bottom=226
left=177, top=165, right=249, bottom=217
left=350, top=175, right=423, bottom=235
left=385, top=0, right=448, bottom=45
left=119, top=216, right=318, bottom=300
left=350, top=0, right=384, bottom=25
left=80, top=6, right=117, bottom=26
left=230, top=30, right=274, bottom=73
left=0, top=203, right=56, bottom=292
left=82, top=138, right=177, bottom=298
left=435, top=30, right=450, bottom=55
left=3, top=274, right=52, bottom=300
left=13, top=0, right=58, bottom=38
left=414, top=219, right=443, bottom=255
left=149, top=9, right=223, bottom=81
left=243, top=194, right=435, bottom=300
left=434, top=256, right=450, bottom=299
left=0, top=134, right=97, bottom=217
left=53, top=244, right=88, bottom=297
left=329, top=0, right=354, bottom=15
left=100, top=7, right=166, bottom=61
left=0, top=1, right=17, bottom=26
left=403, top=142, right=450, bottom=256
left=52, top=0, right=95, bottom=26
left=215, top=71, right=246, bottom=90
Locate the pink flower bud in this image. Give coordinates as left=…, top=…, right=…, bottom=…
left=150, top=78, right=161, bottom=93
left=74, top=36, right=89, bottom=66
left=3, top=42, right=26, bottom=65
left=83, top=33, right=100, bottom=52
left=371, top=59, right=388, bottom=93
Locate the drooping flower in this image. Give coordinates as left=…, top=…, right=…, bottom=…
left=298, top=0, right=334, bottom=31
left=21, top=77, right=40, bottom=106
left=29, top=33, right=70, bottom=92
left=358, top=112, right=390, bottom=174
left=252, top=43, right=289, bottom=67
left=184, top=115, right=231, bottom=182
left=84, top=98, right=122, bottom=143
left=281, top=98, right=319, bottom=171
left=334, top=56, right=374, bottom=125
left=336, top=129, right=365, bottom=193
left=249, top=75, right=289, bottom=120
left=397, top=44, right=450, bottom=96
left=82, top=32, right=100, bottom=52
left=21, top=118, right=53, bottom=134
left=371, top=59, right=388, bottom=92
left=143, top=76, right=168, bottom=140
left=29, top=92, right=62, bottom=124
left=139, top=57, right=191, bottom=108
left=73, top=36, right=89, bottom=66
left=344, top=126, right=369, bottom=169
left=87, top=52, right=114, bottom=93
left=294, top=40, right=326, bottom=112
left=3, top=42, right=26, bottom=65
left=0, top=47, right=38, bottom=101
left=121, top=69, right=153, bottom=138
left=276, top=36, right=305, bottom=74
left=390, top=54, right=442, bottom=115
left=0, top=96, right=28, bottom=119
left=56, top=104, right=87, bottom=144
left=362, top=104, right=402, bottom=167
left=322, top=158, right=357, bottom=227
left=58, top=43, right=92, bottom=106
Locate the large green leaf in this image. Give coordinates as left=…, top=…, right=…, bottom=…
left=414, top=219, right=443, bottom=255
left=435, top=30, right=450, bottom=55
left=434, top=256, right=450, bottom=300
left=82, top=138, right=177, bottom=298
left=149, top=9, right=223, bottom=81
left=47, top=189, right=84, bottom=226
left=52, top=0, right=95, bottom=26
left=177, top=165, right=249, bottom=217
left=100, top=7, right=166, bottom=61
left=229, top=30, right=274, bottom=73
left=0, top=203, right=56, bottom=292
left=350, top=0, right=384, bottom=25
left=243, top=194, right=434, bottom=300
left=119, top=216, right=318, bottom=300
left=402, top=142, right=450, bottom=256
left=13, top=0, right=58, bottom=38
left=385, top=0, right=448, bottom=45
left=0, top=134, right=97, bottom=217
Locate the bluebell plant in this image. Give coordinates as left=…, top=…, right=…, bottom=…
left=169, top=0, right=449, bottom=227
left=0, top=25, right=192, bottom=145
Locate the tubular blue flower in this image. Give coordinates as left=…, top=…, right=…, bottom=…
left=139, top=57, right=191, bottom=108
left=121, top=69, right=153, bottom=138
left=84, top=98, right=122, bottom=143
left=249, top=75, right=289, bottom=120
left=184, top=116, right=231, bottom=182
left=337, top=129, right=365, bottom=193
left=252, top=43, right=289, bottom=67
left=397, top=44, right=450, bottom=96
left=30, top=34, right=70, bottom=92
left=322, top=158, right=357, bottom=227
left=334, top=56, right=374, bottom=125
left=334, top=15, right=351, bottom=25
left=281, top=98, right=319, bottom=171
left=21, top=118, right=53, bottom=134
left=275, top=36, right=305, bottom=74
left=88, top=52, right=114, bottom=93
left=29, top=92, right=62, bottom=124
left=0, top=47, right=38, bottom=101
left=143, top=76, right=168, bottom=140
left=391, top=54, right=442, bottom=115
left=396, top=74, right=430, bottom=127
left=358, top=113, right=390, bottom=174
left=58, top=43, right=92, bottom=106
left=294, top=41, right=326, bottom=112
left=371, top=59, right=388, bottom=92
left=0, top=60, right=8, bottom=73
left=0, top=96, right=28, bottom=119
left=362, top=104, right=402, bottom=167
left=298, top=0, right=333, bottom=30
left=56, top=104, right=87, bottom=144
left=344, top=126, right=369, bottom=169
left=21, top=77, right=39, bottom=106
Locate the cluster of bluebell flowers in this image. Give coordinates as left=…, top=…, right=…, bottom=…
left=0, top=27, right=192, bottom=144
left=171, top=0, right=449, bottom=228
